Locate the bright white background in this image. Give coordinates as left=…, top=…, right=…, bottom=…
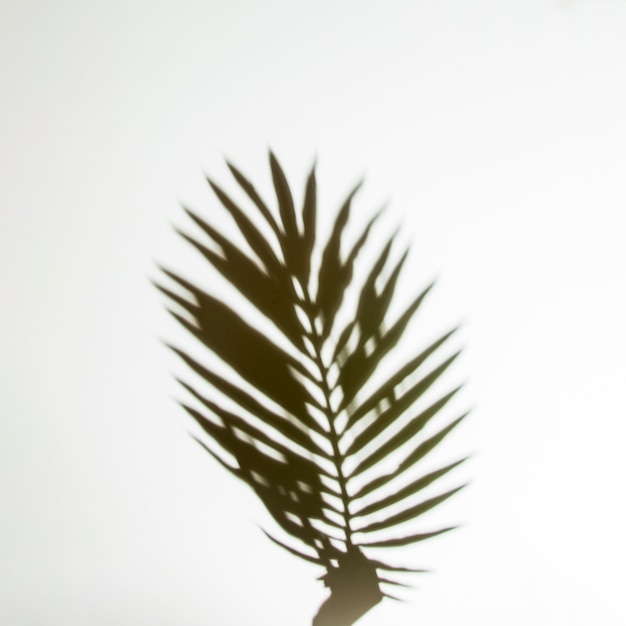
left=2, top=1, right=625, bottom=624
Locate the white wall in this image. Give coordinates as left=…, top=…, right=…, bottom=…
left=2, top=1, right=625, bottom=624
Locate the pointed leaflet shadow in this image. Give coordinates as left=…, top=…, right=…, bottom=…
left=155, top=152, right=468, bottom=626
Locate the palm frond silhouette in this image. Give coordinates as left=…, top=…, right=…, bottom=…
left=156, top=152, right=468, bottom=626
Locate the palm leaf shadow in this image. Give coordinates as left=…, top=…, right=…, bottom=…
left=155, top=152, right=469, bottom=626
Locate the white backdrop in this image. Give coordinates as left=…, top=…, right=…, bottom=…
left=2, top=1, right=625, bottom=624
